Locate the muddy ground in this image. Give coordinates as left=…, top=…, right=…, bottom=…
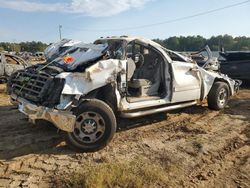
left=0, top=83, right=249, bottom=188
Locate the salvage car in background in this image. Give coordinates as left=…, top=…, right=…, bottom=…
left=0, top=53, right=30, bottom=82
left=219, top=51, right=250, bottom=82
left=34, top=52, right=46, bottom=61
left=7, top=36, right=241, bottom=152
left=191, top=47, right=250, bottom=82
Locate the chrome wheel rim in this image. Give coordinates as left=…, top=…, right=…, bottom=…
left=73, top=112, right=105, bottom=144
left=218, top=88, right=227, bottom=106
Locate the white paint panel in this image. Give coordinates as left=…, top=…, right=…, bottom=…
left=171, top=61, right=201, bottom=102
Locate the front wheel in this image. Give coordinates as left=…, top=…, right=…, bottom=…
left=207, top=82, right=229, bottom=110
left=64, top=99, right=117, bottom=152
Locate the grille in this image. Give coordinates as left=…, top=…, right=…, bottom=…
left=10, top=70, right=53, bottom=103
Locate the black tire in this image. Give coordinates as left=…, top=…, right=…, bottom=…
left=0, top=77, right=7, bottom=84
left=207, top=82, right=230, bottom=110
left=64, top=99, right=117, bottom=152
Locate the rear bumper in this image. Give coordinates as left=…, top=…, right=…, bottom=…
left=11, top=94, right=75, bottom=132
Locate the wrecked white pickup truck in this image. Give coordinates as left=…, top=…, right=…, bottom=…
left=7, top=36, right=241, bottom=152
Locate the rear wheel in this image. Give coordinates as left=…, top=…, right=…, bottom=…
left=64, top=99, right=117, bottom=152
left=207, top=82, right=229, bottom=110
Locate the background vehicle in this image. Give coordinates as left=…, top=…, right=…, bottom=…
left=0, top=53, right=30, bottom=82
left=34, top=52, right=46, bottom=61
left=7, top=36, right=241, bottom=152
left=219, top=51, right=250, bottom=82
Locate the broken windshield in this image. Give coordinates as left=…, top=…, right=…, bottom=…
left=94, top=39, right=125, bottom=60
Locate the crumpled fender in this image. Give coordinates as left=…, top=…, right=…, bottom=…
left=56, top=59, right=124, bottom=95
left=199, top=67, right=237, bottom=100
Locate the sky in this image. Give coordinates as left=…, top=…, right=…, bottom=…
left=0, top=0, right=249, bottom=43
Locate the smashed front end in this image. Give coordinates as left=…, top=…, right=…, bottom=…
left=7, top=39, right=124, bottom=132
left=7, top=64, right=76, bottom=132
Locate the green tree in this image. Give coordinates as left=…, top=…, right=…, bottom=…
left=154, top=35, right=250, bottom=51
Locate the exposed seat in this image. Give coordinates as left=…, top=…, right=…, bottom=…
left=127, top=58, right=153, bottom=96
left=129, top=51, right=162, bottom=96
left=128, top=79, right=152, bottom=97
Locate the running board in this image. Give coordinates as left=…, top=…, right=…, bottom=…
left=120, top=101, right=197, bottom=118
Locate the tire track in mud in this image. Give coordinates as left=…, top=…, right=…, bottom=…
left=125, top=108, right=220, bottom=144
left=0, top=104, right=61, bottom=160
left=119, top=106, right=218, bottom=135
left=188, top=137, right=250, bottom=187
left=178, top=109, right=250, bottom=187
left=125, top=102, right=250, bottom=187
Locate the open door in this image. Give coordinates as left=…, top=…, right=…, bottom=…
left=125, top=41, right=167, bottom=103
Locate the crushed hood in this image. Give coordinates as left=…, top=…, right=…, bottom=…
left=44, top=39, right=108, bottom=71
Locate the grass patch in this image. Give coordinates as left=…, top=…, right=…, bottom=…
left=54, top=158, right=169, bottom=188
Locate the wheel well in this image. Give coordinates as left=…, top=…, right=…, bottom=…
left=80, top=84, right=117, bottom=112
left=213, top=78, right=232, bottom=95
